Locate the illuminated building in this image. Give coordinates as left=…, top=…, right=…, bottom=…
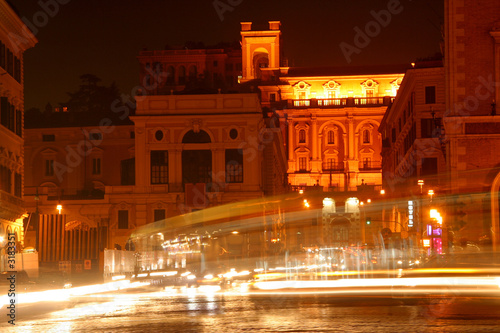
left=242, top=21, right=407, bottom=193
left=139, top=21, right=407, bottom=194
left=0, top=1, right=37, bottom=254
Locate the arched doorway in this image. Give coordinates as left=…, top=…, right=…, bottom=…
left=181, top=130, right=212, bottom=187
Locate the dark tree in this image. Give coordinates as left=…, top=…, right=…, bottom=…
left=62, top=74, right=121, bottom=113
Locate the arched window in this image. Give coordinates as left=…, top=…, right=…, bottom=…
left=178, top=66, right=186, bottom=85
left=166, top=66, right=175, bottom=85
left=188, top=66, right=197, bottom=81
left=328, top=130, right=335, bottom=144
left=363, top=129, right=370, bottom=144
left=182, top=130, right=211, bottom=143
left=299, top=129, right=306, bottom=143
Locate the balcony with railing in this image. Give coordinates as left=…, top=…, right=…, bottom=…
left=322, top=162, right=345, bottom=172
left=359, top=161, right=382, bottom=171
left=287, top=96, right=394, bottom=109
left=0, top=190, right=25, bottom=220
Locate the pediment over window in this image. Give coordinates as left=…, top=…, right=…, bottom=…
left=40, top=148, right=58, bottom=155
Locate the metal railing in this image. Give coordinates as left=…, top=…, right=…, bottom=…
left=287, top=97, right=394, bottom=109
left=322, top=162, right=345, bottom=172
left=359, top=161, right=382, bottom=170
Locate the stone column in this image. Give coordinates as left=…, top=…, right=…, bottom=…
left=287, top=119, right=295, bottom=172
left=311, top=117, right=320, bottom=173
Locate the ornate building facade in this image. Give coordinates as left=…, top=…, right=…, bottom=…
left=0, top=1, right=37, bottom=253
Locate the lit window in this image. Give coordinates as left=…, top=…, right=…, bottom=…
left=362, top=158, right=371, bottom=169
left=151, top=151, right=168, bottom=184
left=363, top=129, right=370, bottom=144
left=328, top=130, right=335, bottom=144
left=225, top=149, right=243, bottom=183
left=299, top=157, right=307, bottom=171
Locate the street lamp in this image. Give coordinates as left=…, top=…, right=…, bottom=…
left=418, top=179, right=424, bottom=193
left=428, top=190, right=434, bottom=202
left=57, top=204, right=62, bottom=214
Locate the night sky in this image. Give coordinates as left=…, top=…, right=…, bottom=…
left=10, top=0, right=443, bottom=110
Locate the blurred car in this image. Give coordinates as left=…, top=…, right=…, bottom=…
left=36, top=271, right=72, bottom=289
left=403, top=251, right=500, bottom=278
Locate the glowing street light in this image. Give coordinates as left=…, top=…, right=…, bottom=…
left=57, top=204, right=63, bottom=214
left=380, top=189, right=385, bottom=195
left=418, top=179, right=424, bottom=194
left=428, top=189, right=434, bottom=201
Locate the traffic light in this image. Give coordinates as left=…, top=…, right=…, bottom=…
left=366, top=217, right=372, bottom=225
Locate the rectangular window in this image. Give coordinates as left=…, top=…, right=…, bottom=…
left=362, top=157, right=371, bottom=169
left=213, top=60, right=218, bottom=67
left=42, top=134, right=55, bottom=141
left=121, top=158, right=135, bottom=185
left=118, top=210, right=129, bottom=229
left=92, top=158, right=101, bottom=175
left=299, top=129, right=306, bottom=143
left=0, top=165, right=11, bottom=193
left=130, top=131, right=135, bottom=139
left=425, top=86, right=436, bottom=104
left=326, top=158, right=336, bottom=170
left=270, top=93, right=276, bottom=102
left=299, top=157, right=307, bottom=171
left=0, top=41, right=5, bottom=69
left=6, top=49, right=13, bottom=76
left=1, top=97, right=9, bottom=129
left=154, top=209, right=165, bottom=222
left=225, top=149, right=243, bottom=183
left=45, top=160, right=54, bottom=176
left=151, top=150, right=168, bottom=184
left=421, top=118, right=436, bottom=138
left=15, top=110, right=21, bottom=137
left=14, top=173, right=21, bottom=197
left=14, top=57, right=20, bottom=83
